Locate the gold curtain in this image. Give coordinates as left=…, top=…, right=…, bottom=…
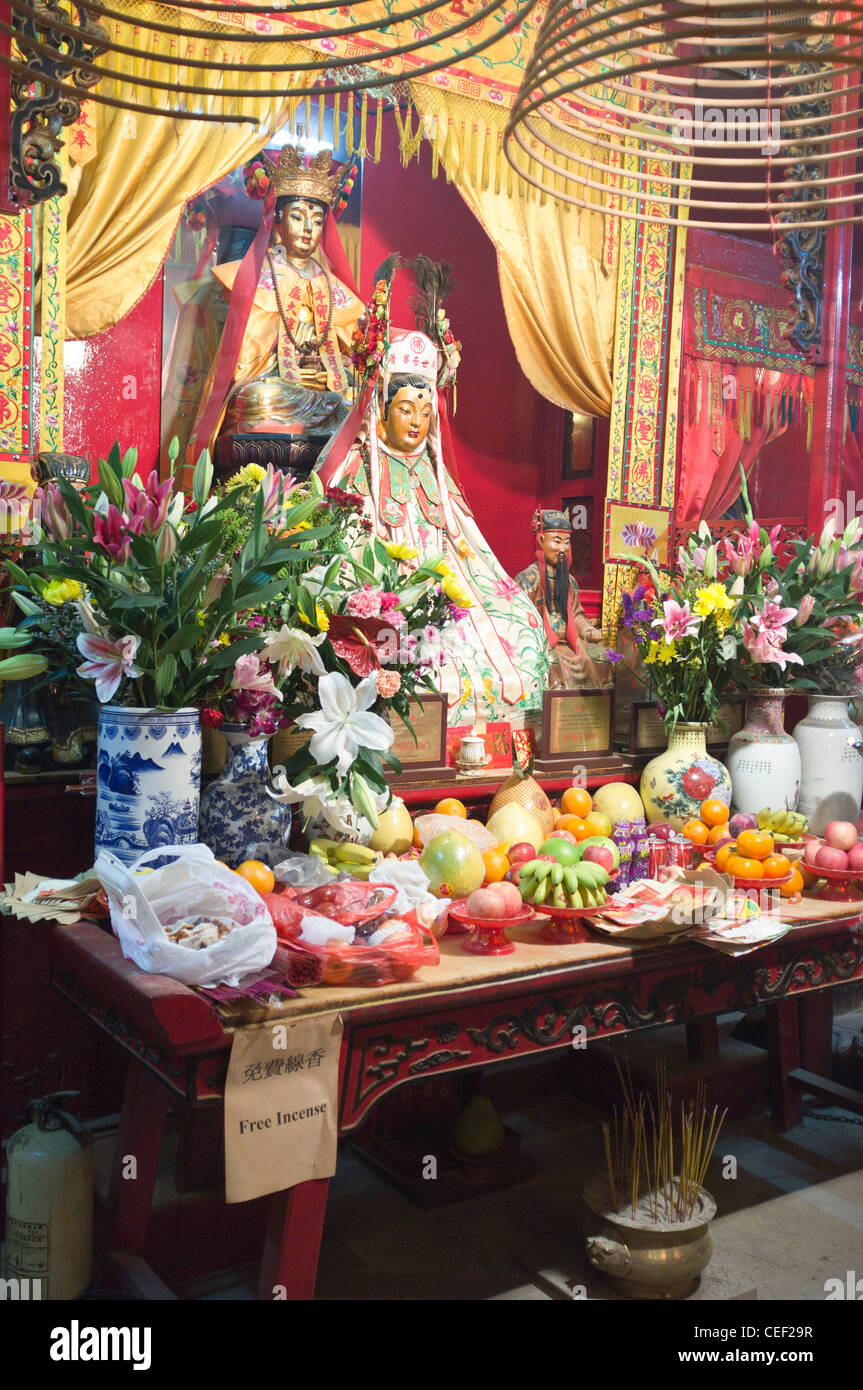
left=65, top=17, right=311, bottom=339
left=408, top=87, right=617, bottom=416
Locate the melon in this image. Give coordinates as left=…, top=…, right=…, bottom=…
left=488, top=772, right=554, bottom=836
left=485, top=803, right=544, bottom=853
left=591, top=781, right=646, bottom=828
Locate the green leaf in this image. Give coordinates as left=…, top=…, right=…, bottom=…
left=108, top=592, right=165, bottom=611
left=160, top=623, right=206, bottom=656
left=5, top=560, right=31, bottom=587
left=154, top=652, right=177, bottom=700
left=106, top=440, right=123, bottom=475
left=177, top=517, right=224, bottom=556
left=98, top=456, right=125, bottom=509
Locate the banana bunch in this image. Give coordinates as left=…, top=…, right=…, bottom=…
left=756, top=808, right=809, bottom=842
left=518, top=858, right=610, bottom=911
left=308, top=839, right=383, bottom=879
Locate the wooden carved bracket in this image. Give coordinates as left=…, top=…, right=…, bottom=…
left=9, top=0, right=106, bottom=206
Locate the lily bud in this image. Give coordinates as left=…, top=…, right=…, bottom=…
left=703, top=545, right=717, bottom=580
left=759, top=542, right=773, bottom=568
left=819, top=515, right=838, bottom=548
left=351, top=772, right=381, bottom=831
left=729, top=575, right=745, bottom=596
left=0, top=652, right=49, bottom=679
left=796, top=594, right=815, bottom=625
left=202, top=564, right=231, bottom=609
left=156, top=523, right=177, bottom=565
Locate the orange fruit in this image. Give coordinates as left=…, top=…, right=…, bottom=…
left=681, top=819, right=710, bottom=846
left=556, top=813, right=589, bottom=837
left=412, top=822, right=423, bottom=850
left=779, top=867, right=805, bottom=898
left=235, top=859, right=276, bottom=895
left=700, top=797, right=730, bottom=828
left=762, top=853, right=792, bottom=879
left=727, top=855, right=764, bottom=880
left=708, top=824, right=733, bottom=846
left=562, top=786, right=593, bottom=818
left=482, top=848, right=510, bottom=883
left=737, top=829, right=774, bottom=861
left=582, top=810, right=613, bottom=839
left=435, top=797, right=467, bottom=817
left=714, top=842, right=736, bottom=873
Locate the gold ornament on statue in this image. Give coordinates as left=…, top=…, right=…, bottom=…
left=260, top=146, right=348, bottom=208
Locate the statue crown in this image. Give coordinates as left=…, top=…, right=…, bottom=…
left=264, top=144, right=345, bottom=207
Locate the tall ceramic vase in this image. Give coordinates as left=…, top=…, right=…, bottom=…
left=726, top=689, right=801, bottom=815
left=793, top=695, right=863, bottom=835
left=198, top=724, right=291, bottom=867
left=95, top=707, right=202, bottom=867
left=640, top=722, right=731, bottom=829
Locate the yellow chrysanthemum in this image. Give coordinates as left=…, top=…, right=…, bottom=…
left=218, top=632, right=231, bottom=646
left=694, top=583, right=736, bottom=633
left=300, top=603, right=330, bottom=632
left=644, top=638, right=678, bottom=666
left=441, top=574, right=473, bottom=608
left=43, top=578, right=82, bottom=606
left=226, top=462, right=267, bottom=490
left=384, top=541, right=418, bottom=562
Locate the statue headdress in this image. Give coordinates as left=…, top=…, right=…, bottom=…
left=243, top=145, right=355, bottom=213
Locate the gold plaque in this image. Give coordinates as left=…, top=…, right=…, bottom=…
left=271, top=727, right=312, bottom=766
left=541, top=688, right=614, bottom=765
left=388, top=695, right=447, bottom=768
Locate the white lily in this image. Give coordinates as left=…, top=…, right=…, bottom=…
left=262, top=624, right=327, bottom=678
left=267, top=771, right=377, bottom=838
left=296, top=671, right=394, bottom=776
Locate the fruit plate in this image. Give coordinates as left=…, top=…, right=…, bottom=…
left=729, top=870, right=795, bottom=892
left=804, top=865, right=863, bottom=902
left=447, top=903, right=537, bottom=955
left=531, top=901, right=610, bottom=944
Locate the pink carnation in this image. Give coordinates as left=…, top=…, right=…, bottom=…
left=375, top=670, right=402, bottom=698
left=346, top=586, right=384, bottom=619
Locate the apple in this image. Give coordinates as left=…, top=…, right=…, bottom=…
left=550, top=828, right=578, bottom=845
left=729, top=812, right=758, bottom=838
left=489, top=880, right=523, bottom=915
left=466, top=887, right=506, bottom=918
left=815, top=845, right=849, bottom=872
left=651, top=822, right=675, bottom=841
left=824, top=820, right=859, bottom=852
left=582, top=844, right=616, bottom=873
left=539, top=837, right=581, bottom=867
left=847, top=842, right=863, bottom=873
left=507, top=842, right=537, bottom=866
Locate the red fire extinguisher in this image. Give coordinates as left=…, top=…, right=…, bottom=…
left=5, top=1091, right=93, bottom=1300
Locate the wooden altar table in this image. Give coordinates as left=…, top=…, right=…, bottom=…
left=51, top=899, right=863, bottom=1300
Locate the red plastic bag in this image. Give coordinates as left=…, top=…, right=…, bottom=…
left=262, top=886, right=439, bottom=987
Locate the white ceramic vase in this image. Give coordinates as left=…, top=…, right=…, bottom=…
left=793, top=695, right=863, bottom=835
left=726, top=689, right=801, bottom=815
left=95, top=706, right=202, bottom=867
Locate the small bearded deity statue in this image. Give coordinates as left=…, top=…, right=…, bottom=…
left=178, top=147, right=364, bottom=465
left=515, top=510, right=609, bottom=689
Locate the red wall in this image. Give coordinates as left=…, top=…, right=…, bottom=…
left=359, top=115, right=566, bottom=577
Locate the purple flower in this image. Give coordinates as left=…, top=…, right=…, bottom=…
left=633, top=608, right=654, bottom=623
left=606, top=649, right=623, bottom=664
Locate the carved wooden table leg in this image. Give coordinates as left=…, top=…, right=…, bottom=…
left=798, top=990, right=834, bottom=1079
left=766, top=997, right=803, bottom=1130
left=105, top=1062, right=172, bottom=1253
left=257, top=1178, right=331, bottom=1301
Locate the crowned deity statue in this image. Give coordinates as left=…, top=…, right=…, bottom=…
left=316, top=258, right=551, bottom=727
left=515, top=509, right=609, bottom=689
left=164, top=146, right=365, bottom=471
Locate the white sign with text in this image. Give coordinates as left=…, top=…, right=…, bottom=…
left=224, top=1015, right=342, bottom=1203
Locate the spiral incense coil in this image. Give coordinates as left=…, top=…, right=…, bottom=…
left=504, top=0, right=863, bottom=231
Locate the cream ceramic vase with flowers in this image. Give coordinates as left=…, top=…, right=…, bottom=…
left=640, top=723, right=731, bottom=829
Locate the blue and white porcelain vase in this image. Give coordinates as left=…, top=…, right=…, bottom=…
left=198, top=724, right=291, bottom=867
left=95, top=706, right=202, bottom=867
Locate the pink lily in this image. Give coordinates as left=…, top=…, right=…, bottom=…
left=653, top=598, right=701, bottom=643
left=741, top=624, right=803, bottom=670
left=836, top=542, right=857, bottom=572
left=39, top=482, right=72, bottom=541
left=753, top=598, right=798, bottom=638
left=76, top=632, right=142, bottom=702
left=723, top=523, right=759, bottom=576
left=848, top=554, right=863, bottom=596
left=230, top=653, right=283, bottom=701
left=93, top=505, right=131, bottom=562
left=122, top=475, right=173, bottom=537
left=261, top=466, right=297, bottom=524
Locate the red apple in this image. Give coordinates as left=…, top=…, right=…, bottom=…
left=848, top=842, right=863, bottom=873
left=803, top=836, right=822, bottom=868
left=815, top=845, right=849, bottom=872
left=824, top=820, right=859, bottom=852
left=466, top=887, right=507, bottom=918
left=550, top=828, right=577, bottom=844
left=582, top=845, right=616, bottom=873
left=507, top=842, right=537, bottom=866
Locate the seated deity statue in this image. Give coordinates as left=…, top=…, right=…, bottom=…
left=165, top=147, right=364, bottom=468
left=515, top=509, right=610, bottom=689
left=316, top=262, right=551, bottom=727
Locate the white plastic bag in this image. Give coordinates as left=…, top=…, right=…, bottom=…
left=94, top=844, right=278, bottom=987
left=368, top=858, right=450, bottom=915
